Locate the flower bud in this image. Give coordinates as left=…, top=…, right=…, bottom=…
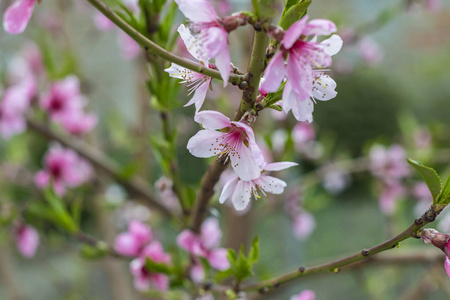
left=420, top=228, right=450, bottom=256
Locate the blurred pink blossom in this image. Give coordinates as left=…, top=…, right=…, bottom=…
left=15, top=224, right=39, bottom=258
left=115, top=220, right=152, bottom=257
left=358, top=37, right=384, bottom=66
left=130, top=241, right=171, bottom=291
left=414, top=128, right=432, bottom=149
left=292, top=122, right=316, bottom=146
left=290, top=289, right=316, bottom=300
left=34, top=145, right=93, bottom=196
left=177, top=218, right=229, bottom=270
left=369, top=144, right=410, bottom=184
left=118, top=32, right=141, bottom=60
left=426, top=0, right=441, bottom=11
left=379, top=182, right=405, bottom=215
left=292, top=211, right=316, bottom=240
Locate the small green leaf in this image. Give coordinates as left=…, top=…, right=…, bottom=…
left=279, top=0, right=311, bottom=30
left=227, top=248, right=237, bottom=266
left=80, top=244, right=109, bottom=259
left=267, top=104, right=282, bottom=112
left=407, top=159, right=442, bottom=202
left=437, top=174, right=450, bottom=205
left=247, top=236, right=259, bottom=263
left=145, top=258, right=173, bottom=274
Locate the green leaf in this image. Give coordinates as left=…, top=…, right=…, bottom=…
left=227, top=248, right=237, bottom=266
left=279, top=0, right=311, bottom=30
left=407, top=159, right=442, bottom=203
left=247, top=236, right=259, bottom=264
left=43, top=189, right=79, bottom=233
left=437, top=174, right=450, bottom=205
left=145, top=258, right=173, bottom=275
left=234, top=246, right=252, bottom=281
left=267, top=104, right=282, bottom=111
left=80, top=244, right=109, bottom=259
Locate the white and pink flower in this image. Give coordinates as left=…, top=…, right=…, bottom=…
left=174, top=0, right=231, bottom=85
left=187, top=110, right=263, bottom=181
left=129, top=241, right=171, bottom=291
left=177, top=218, right=229, bottom=272
left=114, top=220, right=152, bottom=257
left=290, top=289, right=316, bottom=300
left=219, top=162, right=297, bottom=211
left=165, top=25, right=212, bottom=113
left=261, top=16, right=342, bottom=122
left=34, top=145, right=94, bottom=196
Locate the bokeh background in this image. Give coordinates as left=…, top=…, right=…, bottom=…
left=1, top=0, right=450, bottom=299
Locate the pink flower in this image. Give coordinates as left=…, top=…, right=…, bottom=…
left=292, top=211, right=316, bottom=240
left=130, top=241, right=171, bottom=291
left=40, top=76, right=97, bottom=134
left=177, top=218, right=229, bottom=270
left=3, top=0, right=37, bottom=34
left=358, top=36, right=384, bottom=66
left=93, top=12, right=115, bottom=31
left=290, top=289, right=316, bottom=300
left=0, top=76, right=36, bottom=139
left=261, top=16, right=342, bottom=122
left=14, top=224, right=39, bottom=258
left=292, top=122, right=315, bottom=145
left=187, top=110, right=263, bottom=181
left=420, top=229, right=450, bottom=277
left=369, top=144, right=410, bottom=184
left=34, top=145, right=93, bottom=196
left=174, top=0, right=231, bottom=85
left=118, top=31, right=141, bottom=60
left=114, top=220, right=152, bottom=257
left=165, top=25, right=212, bottom=113
left=219, top=162, right=297, bottom=211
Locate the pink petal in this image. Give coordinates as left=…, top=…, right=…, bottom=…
left=201, top=218, right=222, bottom=249
left=194, top=111, right=231, bottom=130
left=177, top=230, right=199, bottom=254
left=264, top=162, right=298, bottom=172
left=34, top=170, right=50, bottom=189
left=3, top=0, right=36, bottom=34
left=290, top=289, right=316, bottom=300
left=190, top=263, right=205, bottom=283
left=286, top=53, right=312, bottom=99
left=207, top=248, right=230, bottom=270
left=177, top=24, right=207, bottom=62
left=219, top=176, right=239, bottom=204
left=93, top=12, right=115, bottom=31
left=260, top=51, right=286, bottom=93
left=114, top=233, right=141, bottom=256
left=129, top=220, right=152, bottom=244
left=150, top=273, right=169, bottom=291
left=231, top=180, right=252, bottom=211
left=175, top=0, right=218, bottom=23
left=142, top=241, right=171, bottom=264
left=292, top=212, right=316, bottom=240
left=187, top=130, right=226, bottom=158
left=203, top=27, right=230, bottom=86
left=283, top=16, right=309, bottom=49
left=303, top=19, right=337, bottom=36
left=119, top=32, right=141, bottom=60
left=445, top=257, right=450, bottom=278
left=15, top=225, right=39, bottom=258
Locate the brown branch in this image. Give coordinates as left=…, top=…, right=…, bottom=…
left=26, top=116, right=175, bottom=219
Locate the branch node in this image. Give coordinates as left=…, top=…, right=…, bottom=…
left=332, top=267, right=341, bottom=274
left=298, top=266, right=306, bottom=273
left=425, top=209, right=436, bottom=222
left=258, top=287, right=269, bottom=294
left=273, top=282, right=280, bottom=288
left=415, top=217, right=423, bottom=225
left=238, top=81, right=248, bottom=90
left=361, top=249, right=369, bottom=256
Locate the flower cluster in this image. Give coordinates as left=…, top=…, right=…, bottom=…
left=115, top=220, right=171, bottom=291
left=177, top=218, right=229, bottom=281
left=34, top=145, right=94, bottom=196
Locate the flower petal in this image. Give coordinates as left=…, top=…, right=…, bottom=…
left=291, top=97, right=314, bottom=123
left=214, top=39, right=231, bottom=87
left=177, top=24, right=207, bottom=62
left=264, top=162, right=298, bottom=171
left=219, top=176, right=239, bottom=204
left=194, top=110, right=231, bottom=129
left=260, top=51, right=286, bottom=93
left=283, top=16, right=309, bottom=49
left=208, top=248, right=230, bottom=270
left=312, top=74, right=337, bottom=101
left=3, top=0, right=36, bottom=34
left=286, top=53, right=312, bottom=99
left=257, top=175, right=287, bottom=194
left=230, top=143, right=261, bottom=181
left=177, top=230, right=199, bottom=253
left=303, top=19, right=337, bottom=37
left=445, top=257, right=450, bottom=278
left=320, top=34, right=343, bottom=56
left=184, top=79, right=211, bottom=113
left=187, top=130, right=226, bottom=158
left=175, top=0, right=217, bottom=23
left=231, top=180, right=252, bottom=211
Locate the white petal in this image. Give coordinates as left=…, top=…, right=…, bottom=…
left=175, top=0, right=217, bottom=23
left=231, top=181, right=252, bottom=211
left=164, top=63, right=189, bottom=80
left=320, top=34, right=343, bottom=56
left=312, top=74, right=337, bottom=101
left=264, top=162, right=298, bottom=171
left=177, top=24, right=207, bottom=62
left=184, top=79, right=210, bottom=113
left=257, top=175, right=287, bottom=194
left=194, top=110, right=231, bottom=129
left=187, top=130, right=225, bottom=158
left=230, top=144, right=261, bottom=181
left=291, top=98, right=314, bottom=123
left=219, top=176, right=239, bottom=204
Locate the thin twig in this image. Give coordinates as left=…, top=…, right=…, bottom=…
left=85, top=0, right=244, bottom=85
left=26, top=117, right=175, bottom=219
